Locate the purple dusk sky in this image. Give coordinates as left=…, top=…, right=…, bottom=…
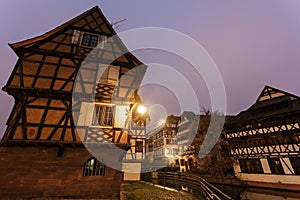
left=0, top=0, right=300, bottom=137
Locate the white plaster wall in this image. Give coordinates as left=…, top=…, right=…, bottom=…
left=233, top=160, right=241, bottom=175
left=261, top=158, right=271, bottom=173
left=122, top=163, right=141, bottom=181
left=280, top=158, right=295, bottom=175
left=241, top=191, right=299, bottom=200
left=237, top=173, right=300, bottom=184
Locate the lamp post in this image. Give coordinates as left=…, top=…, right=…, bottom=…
left=122, top=103, right=149, bottom=180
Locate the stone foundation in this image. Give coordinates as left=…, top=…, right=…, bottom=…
left=0, top=146, right=123, bottom=199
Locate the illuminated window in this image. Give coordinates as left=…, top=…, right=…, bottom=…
left=81, top=33, right=98, bottom=47
left=82, top=158, right=105, bottom=176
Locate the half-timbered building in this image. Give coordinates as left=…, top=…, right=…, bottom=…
left=144, top=115, right=180, bottom=170
left=225, top=86, right=300, bottom=189
left=175, top=111, right=198, bottom=172
left=0, top=6, right=147, bottom=199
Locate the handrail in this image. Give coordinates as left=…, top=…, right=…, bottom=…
left=187, top=173, right=232, bottom=200
left=142, top=171, right=232, bottom=200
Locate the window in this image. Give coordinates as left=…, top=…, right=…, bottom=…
left=180, top=159, right=185, bottom=166
left=165, top=148, right=172, bottom=155
left=239, top=159, right=263, bottom=173
left=277, top=135, right=290, bottom=144
left=171, top=123, right=177, bottom=128
left=92, top=104, right=113, bottom=126
left=239, top=159, right=248, bottom=173
left=81, top=33, right=98, bottom=47
left=248, top=159, right=263, bottom=173
left=72, top=30, right=107, bottom=48
left=268, top=136, right=278, bottom=145
left=290, top=157, right=300, bottom=175
left=136, top=141, right=143, bottom=153
left=268, top=157, right=284, bottom=174
left=172, top=130, right=176, bottom=135
left=247, top=138, right=266, bottom=146
left=78, top=102, right=128, bottom=128
left=293, top=135, right=300, bottom=143
left=82, top=158, right=106, bottom=176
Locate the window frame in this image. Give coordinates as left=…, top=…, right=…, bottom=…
left=239, top=158, right=264, bottom=174
left=135, top=141, right=144, bottom=153
left=78, top=102, right=129, bottom=128
left=72, top=29, right=107, bottom=48
left=92, top=104, right=114, bottom=127
left=81, top=33, right=99, bottom=47
left=82, top=158, right=106, bottom=177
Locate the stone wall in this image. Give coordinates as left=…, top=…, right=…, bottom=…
left=0, top=146, right=123, bottom=199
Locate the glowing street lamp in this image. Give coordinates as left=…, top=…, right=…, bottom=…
left=137, top=105, right=147, bottom=115
left=131, top=104, right=148, bottom=127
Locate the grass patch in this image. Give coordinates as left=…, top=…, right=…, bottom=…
left=122, top=181, right=197, bottom=200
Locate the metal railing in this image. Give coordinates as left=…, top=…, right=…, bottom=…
left=141, top=171, right=232, bottom=200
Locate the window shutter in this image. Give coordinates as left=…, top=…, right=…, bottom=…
left=114, top=105, right=129, bottom=128
left=77, top=102, right=95, bottom=126
left=98, top=35, right=107, bottom=48
left=71, top=30, right=83, bottom=44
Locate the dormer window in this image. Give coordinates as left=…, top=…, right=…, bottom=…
left=71, top=30, right=107, bottom=48
left=81, top=33, right=98, bottom=47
